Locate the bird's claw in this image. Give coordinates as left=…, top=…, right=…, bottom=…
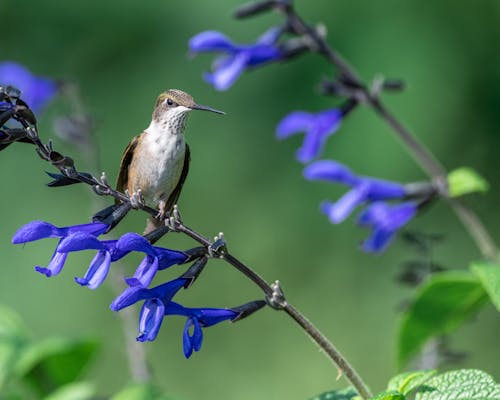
left=164, top=205, right=182, bottom=231
left=127, top=189, right=145, bottom=209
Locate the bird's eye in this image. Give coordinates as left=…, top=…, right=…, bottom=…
left=167, top=98, right=174, bottom=106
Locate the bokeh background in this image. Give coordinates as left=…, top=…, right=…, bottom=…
left=1, top=0, right=499, bottom=399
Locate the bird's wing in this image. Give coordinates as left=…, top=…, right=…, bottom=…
left=164, top=143, right=191, bottom=212
left=115, top=134, right=140, bottom=204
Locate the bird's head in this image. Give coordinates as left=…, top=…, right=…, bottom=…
left=153, top=89, right=225, bottom=125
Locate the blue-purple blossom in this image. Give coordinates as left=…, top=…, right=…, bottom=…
left=110, top=277, right=188, bottom=341
left=304, top=160, right=406, bottom=223
left=189, top=28, right=282, bottom=90
left=164, top=302, right=238, bottom=358
left=276, top=109, right=342, bottom=163
left=0, top=62, right=57, bottom=111
left=57, top=233, right=129, bottom=289
left=357, top=202, right=417, bottom=253
left=115, top=233, right=188, bottom=288
left=12, top=221, right=109, bottom=277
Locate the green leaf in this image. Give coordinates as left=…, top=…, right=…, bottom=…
left=415, top=369, right=500, bottom=400
left=309, top=388, right=359, bottom=400
left=15, top=337, right=99, bottom=395
left=447, top=167, right=489, bottom=197
left=0, top=306, right=30, bottom=389
left=45, top=382, right=96, bottom=400
left=397, top=272, right=488, bottom=367
left=370, top=390, right=405, bottom=400
left=111, top=383, right=173, bottom=400
left=471, top=262, right=500, bottom=312
left=388, top=370, right=436, bottom=395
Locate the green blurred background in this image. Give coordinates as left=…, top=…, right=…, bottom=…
left=1, top=0, right=499, bottom=398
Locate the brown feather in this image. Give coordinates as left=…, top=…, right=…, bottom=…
left=115, top=134, right=141, bottom=205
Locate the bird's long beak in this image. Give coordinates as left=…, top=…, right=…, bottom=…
left=191, top=103, right=225, bottom=115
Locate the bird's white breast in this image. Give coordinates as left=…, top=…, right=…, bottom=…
left=135, top=119, right=186, bottom=204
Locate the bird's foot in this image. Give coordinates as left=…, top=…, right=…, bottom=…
left=266, top=280, right=287, bottom=310
left=127, top=189, right=145, bottom=209
left=155, top=200, right=167, bottom=221
left=164, top=204, right=183, bottom=231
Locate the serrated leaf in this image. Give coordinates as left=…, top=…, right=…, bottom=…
left=388, top=370, right=436, bottom=395
left=309, top=388, right=359, bottom=400
left=415, top=369, right=500, bottom=400
left=371, top=391, right=405, bottom=400
left=397, top=272, right=487, bottom=367
left=15, top=337, right=99, bottom=395
left=447, top=167, right=489, bottom=197
left=45, top=382, right=96, bottom=400
left=111, top=383, right=173, bottom=400
left=471, top=262, right=500, bottom=312
left=0, top=306, right=30, bottom=389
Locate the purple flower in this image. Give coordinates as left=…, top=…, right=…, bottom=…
left=0, top=62, right=57, bottom=111
left=163, top=302, right=238, bottom=358
left=57, top=234, right=129, bottom=289
left=115, top=233, right=188, bottom=288
left=357, top=202, right=417, bottom=253
left=110, top=277, right=189, bottom=341
left=304, top=160, right=406, bottom=223
left=12, top=221, right=109, bottom=277
left=189, top=28, right=282, bottom=90
left=276, top=109, right=342, bottom=163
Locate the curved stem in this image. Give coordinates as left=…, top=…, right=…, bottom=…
left=177, top=222, right=372, bottom=398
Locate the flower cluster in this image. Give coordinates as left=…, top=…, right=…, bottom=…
left=189, top=7, right=437, bottom=254
left=12, top=220, right=255, bottom=356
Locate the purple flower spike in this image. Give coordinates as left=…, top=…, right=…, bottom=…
left=117, top=233, right=188, bottom=288
left=357, top=202, right=417, bottom=253
left=0, top=62, right=57, bottom=111
left=189, top=27, right=282, bottom=91
left=305, top=160, right=407, bottom=223
left=276, top=109, right=342, bottom=163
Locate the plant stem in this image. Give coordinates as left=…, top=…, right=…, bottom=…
left=177, top=222, right=372, bottom=398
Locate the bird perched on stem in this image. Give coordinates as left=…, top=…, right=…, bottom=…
left=115, top=89, right=224, bottom=234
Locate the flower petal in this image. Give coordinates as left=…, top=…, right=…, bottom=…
left=189, top=31, right=236, bottom=53
left=116, top=233, right=155, bottom=256
left=275, top=111, right=314, bottom=140
left=12, top=221, right=59, bottom=244
left=64, top=222, right=109, bottom=236
left=303, top=160, right=358, bottom=185
left=74, top=250, right=111, bottom=289
left=320, top=183, right=370, bottom=224
left=183, top=318, right=195, bottom=358
left=137, top=299, right=165, bottom=342
left=155, top=247, right=188, bottom=270
left=204, top=52, right=248, bottom=91
left=124, top=256, right=159, bottom=288
left=58, top=232, right=104, bottom=252
left=35, top=249, right=68, bottom=277
left=191, top=318, right=203, bottom=352
left=256, top=26, right=282, bottom=46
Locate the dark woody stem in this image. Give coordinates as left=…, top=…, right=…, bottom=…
left=279, top=2, right=499, bottom=263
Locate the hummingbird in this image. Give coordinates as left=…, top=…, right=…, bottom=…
left=115, top=89, right=224, bottom=234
